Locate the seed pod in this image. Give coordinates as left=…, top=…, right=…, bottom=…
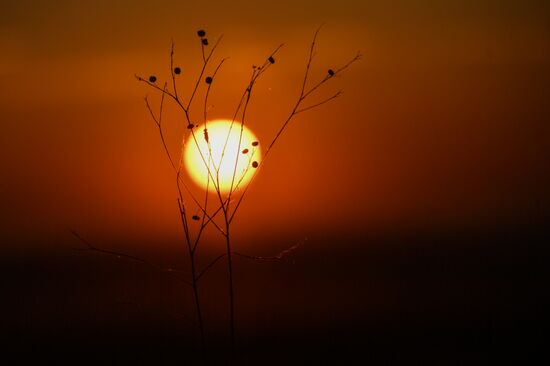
left=197, top=30, right=206, bottom=37
left=242, top=148, right=249, bottom=154
left=205, top=76, right=213, bottom=84
left=174, top=67, right=181, bottom=74
left=328, top=69, right=335, bottom=76
left=251, top=141, right=259, bottom=147
left=204, top=128, right=209, bottom=143
left=149, top=75, right=157, bottom=83
left=187, top=123, right=195, bottom=129
left=252, top=161, right=259, bottom=168
left=202, top=38, right=209, bottom=46
left=268, top=56, right=275, bottom=64
left=192, top=215, right=200, bottom=221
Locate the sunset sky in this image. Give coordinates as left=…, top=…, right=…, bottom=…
left=1, top=0, right=548, bottom=362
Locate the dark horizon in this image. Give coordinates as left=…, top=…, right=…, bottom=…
left=2, top=225, right=546, bottom=362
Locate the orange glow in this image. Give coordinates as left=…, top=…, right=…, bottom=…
left=183, top=119, right=261, bottom=193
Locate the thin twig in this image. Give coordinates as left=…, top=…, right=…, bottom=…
left=295, top=90, right=343, bottom=114
left=71, top=230, right=192, bottom=286
left=196, top=238, right=306, bottom=281
left=187, top=35, right=223, bottom=112
left=218, top=44, right=284, bottom=180
left=176, top=171, right=226, bottom=236
left=299, top=24, right=323, bottom=98
left=144, top=84, right=177, bottom=171
left=203, top=58, right=228, bottom=122
left=135, top=74, right=188, bottom=113
left=170, top=39, right=180, bottom=101
left=302, top=52, right=361, bottom=100
left=225, top=44, right=284, bottom=205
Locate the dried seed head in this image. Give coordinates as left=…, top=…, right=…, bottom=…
left=197, top=30, right=206, bottom=37
left=187, top=123, right=195, bottom=129
left=174, top=67, right=181, bottom=74
left=203, top=128, right=209, bottom=143
left=205, top=76, right=213, bottom=84
left=252, top=161, right=259, bottom=168
left=242, top=148, right=249, bottom=154
left=202, top=38, right=209, bottom=46
left=192, top=215, right=200, bottom=221
left=149, top=75, right=157, bottom=83
left=251, top=141, right=259, bottom=147
left=268, top=56, right=275, bottom=64
left=328, top=69, right=335, bottom=76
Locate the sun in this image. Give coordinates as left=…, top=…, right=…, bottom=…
left=183, top=119, right=261, bottom=193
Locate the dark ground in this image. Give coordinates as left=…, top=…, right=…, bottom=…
left=0, top=226, right=546, bottom=364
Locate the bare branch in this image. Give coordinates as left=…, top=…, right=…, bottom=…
left=187, top=35, right=224, bottom=112
left=196, top=238, right=306, bottom=282
left=302, top=51, right=361, bottom=100
left=145, top=84, right=177, bottom=171
left=71, top=230, right=192, bottom=286
left=224, top=44, right=285, bottom=206
left=135, top=74, right=188, bottom=113
left=228, top=47, right=360, bottom=224
left=170, top=39, right=180, bottom=101
left=300, top=24, right=323, bottom=98
left=196, top=253, right=226, bottom=281
left=203, top=58, right=228, bottom=122
left=218, top=44, right=284, bottom=178
left=295, top=90, right=342, bottom=114
left=176, top=171, right=226, bottom=236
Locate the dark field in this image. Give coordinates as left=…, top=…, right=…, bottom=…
left=1, top=227, right=545, bottom=364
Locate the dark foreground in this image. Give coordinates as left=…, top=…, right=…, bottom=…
left=1, top=227, right=546, bottom=364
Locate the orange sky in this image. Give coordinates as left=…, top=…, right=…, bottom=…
left=1, top=0, right=549, bottom=253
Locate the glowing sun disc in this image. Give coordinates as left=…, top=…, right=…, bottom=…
left=183, top=119, right=261, bottom=193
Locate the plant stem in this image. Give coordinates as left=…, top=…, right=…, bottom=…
left=177, top=197, right=206, bottom=348
left=189, top=250, right=205, bottom=347
left=224, top=222, right=236, bottom=351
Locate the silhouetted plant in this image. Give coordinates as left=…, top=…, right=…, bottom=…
left=75, top=26, right=359, bottom=353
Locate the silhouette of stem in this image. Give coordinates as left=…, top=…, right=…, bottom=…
left=177, top=186, right=205, bottom=346
left=145, top=84, right=177, bottom=171
left=134, top=27, right=359, bottom=353
left=223, top=222, right=236, bottom=351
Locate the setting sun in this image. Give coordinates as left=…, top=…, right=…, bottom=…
left=183, top=119, right=261, bottom=193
